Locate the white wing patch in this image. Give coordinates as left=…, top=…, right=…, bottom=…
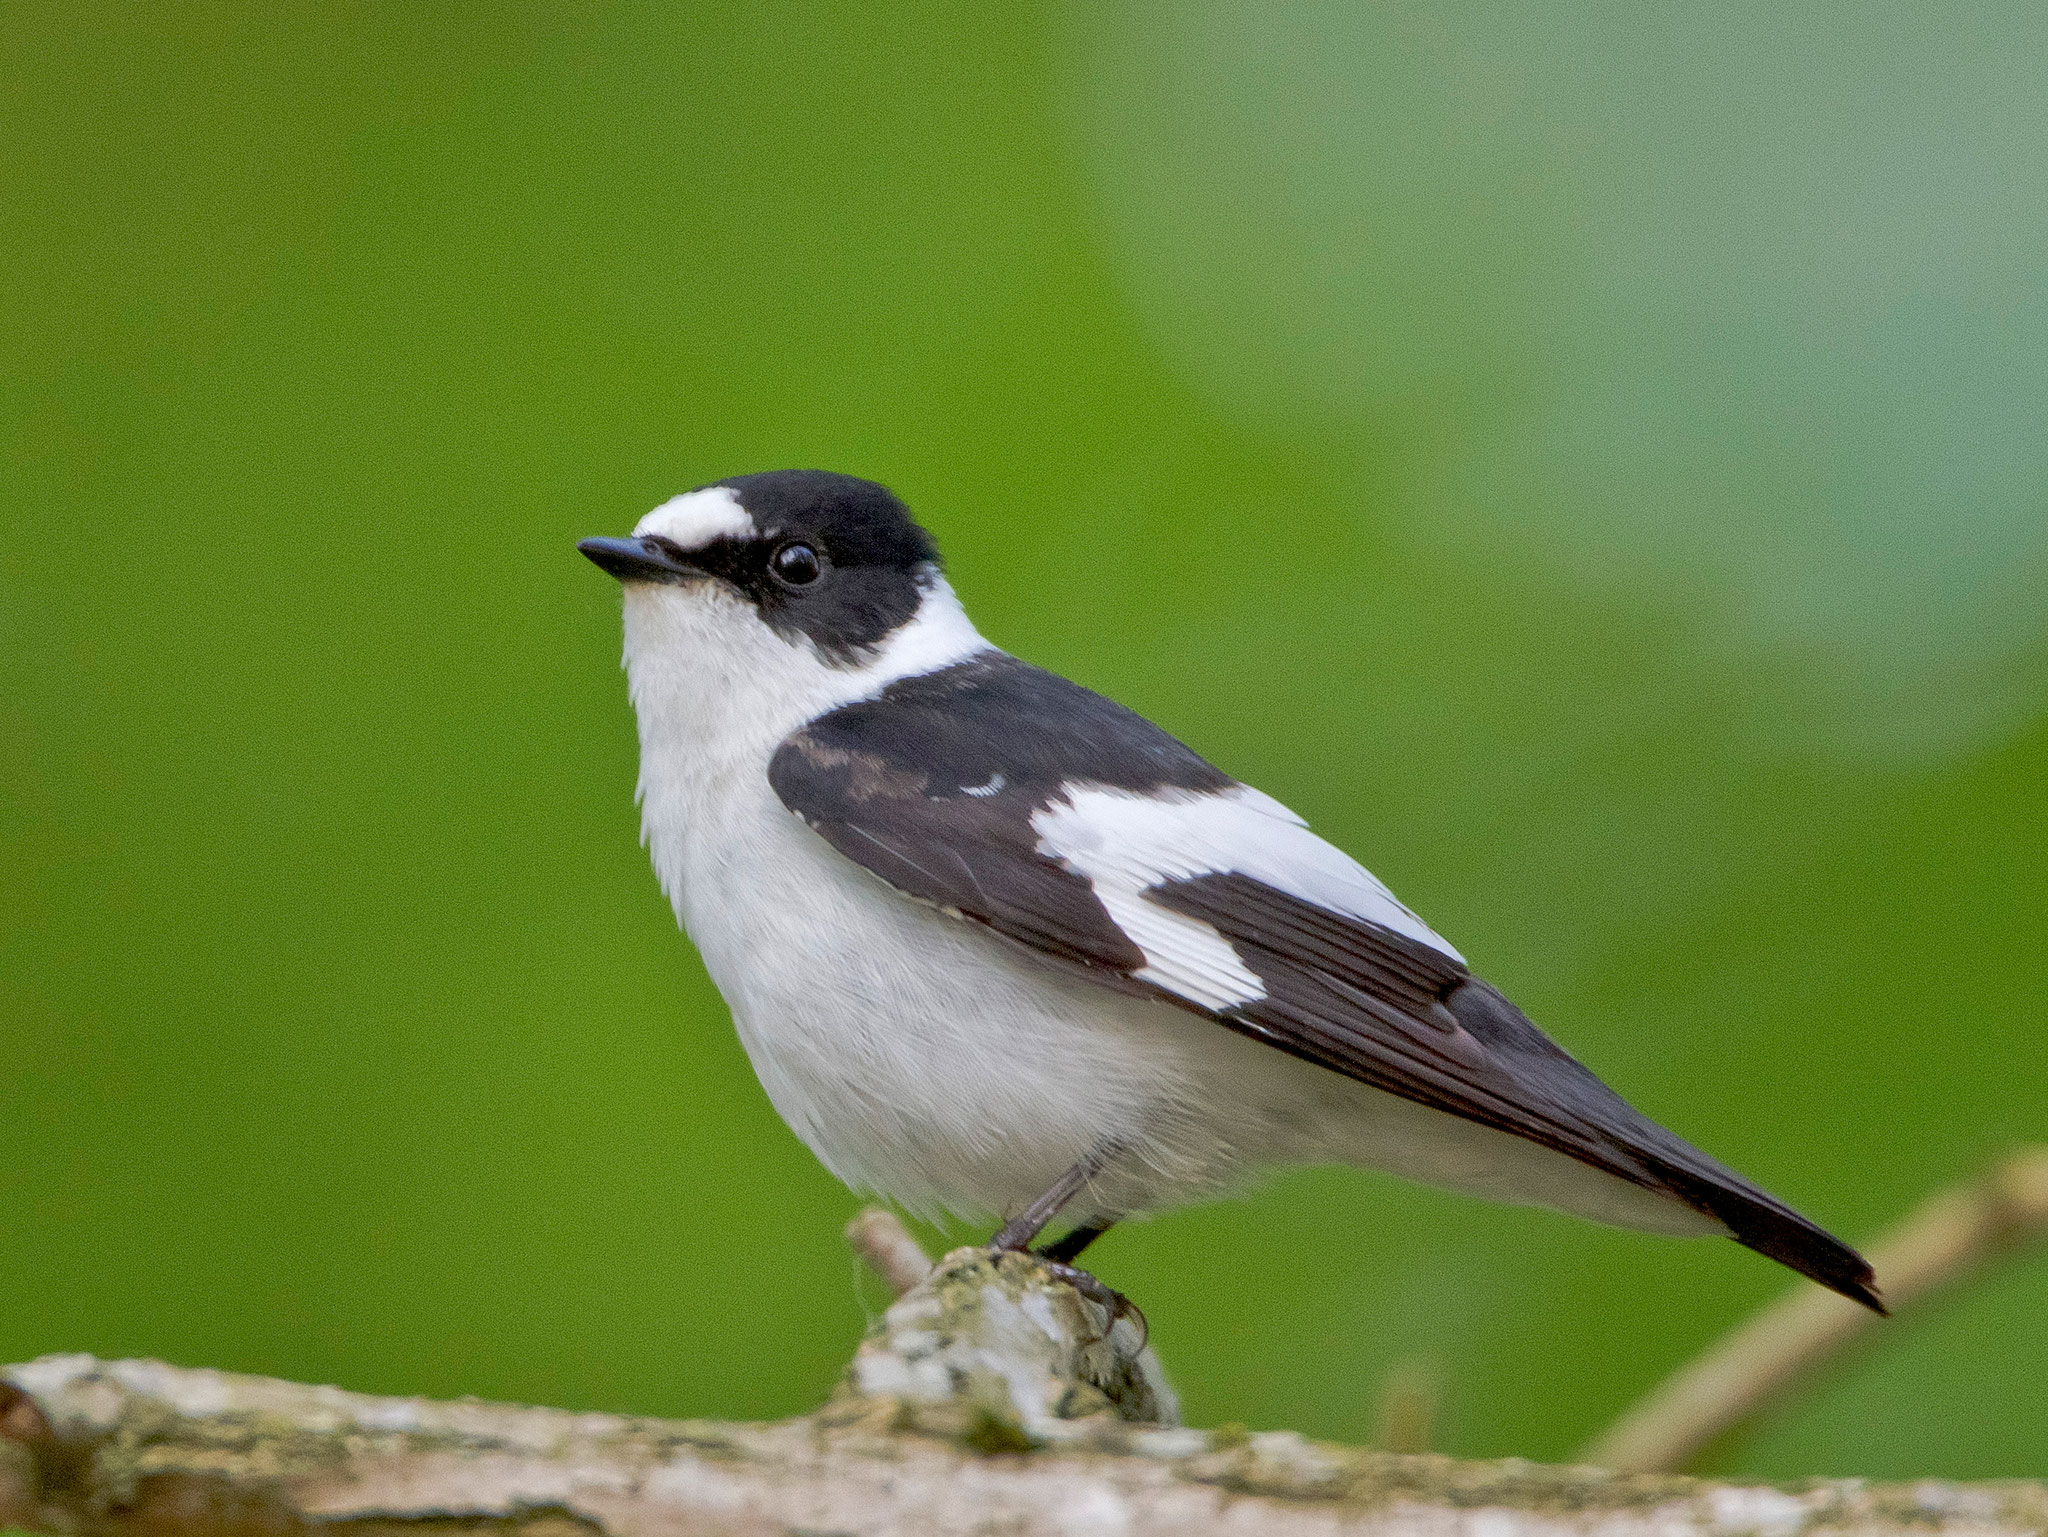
left=1032, top=783, right=1464, bottom=1011
left=1092, top=880, right=1267, bottom=1010
left=634, top=486, right=753, bottom=549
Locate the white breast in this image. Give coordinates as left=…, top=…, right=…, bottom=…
left=651, top=723, right=1248, bottom=1218
left=618, top=574, right=1129, bottom=1214
left=617, top=576, right=1721, bottom=1239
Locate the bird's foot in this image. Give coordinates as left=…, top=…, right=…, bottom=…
left=988, top=1244, right=1148, bottom=1349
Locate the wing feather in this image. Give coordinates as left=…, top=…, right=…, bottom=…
left=768, top=654, right=1881, bottom=1311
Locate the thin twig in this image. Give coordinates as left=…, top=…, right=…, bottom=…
left=1371, top=1352, right=1443, bottom=1455
left=846, top=1205, right=935, bottom=1296
left=1583, top=1145, right=2048, bottom=1474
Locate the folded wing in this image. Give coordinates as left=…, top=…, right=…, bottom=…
left=768, top=652, right=1880, bottom=1311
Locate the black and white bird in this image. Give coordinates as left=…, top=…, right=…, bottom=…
left=578, top=469, right=1882, bottom=1313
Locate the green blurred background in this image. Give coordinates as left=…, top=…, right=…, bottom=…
left=6, top=0, right=2047, bottom=1481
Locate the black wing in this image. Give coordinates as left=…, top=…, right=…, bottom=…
left=769, top=653, right=1881, bottom=1311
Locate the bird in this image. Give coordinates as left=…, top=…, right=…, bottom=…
left=578, top=469, right=1883, bottom=1314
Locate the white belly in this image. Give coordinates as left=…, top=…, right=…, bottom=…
left=671, top=773, right=1272, bottom=1220
left=614, top=565, right=1713, bottom=1239
left=662, top=772, right=1712, bottom=1238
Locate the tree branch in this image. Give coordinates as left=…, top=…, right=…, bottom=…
left=5, top=1232, right=2045, bottom=1537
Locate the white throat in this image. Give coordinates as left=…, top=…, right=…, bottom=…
left=620, top=570, right=991, bottom=915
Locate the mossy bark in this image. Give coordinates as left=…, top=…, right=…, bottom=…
left=4, top=1248, right=2042, bottom=1537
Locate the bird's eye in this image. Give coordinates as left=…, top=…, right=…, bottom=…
left=770, top=542, right=823, bottom=588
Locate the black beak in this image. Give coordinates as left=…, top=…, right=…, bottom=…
left=577, top=536, right=697, bottom=583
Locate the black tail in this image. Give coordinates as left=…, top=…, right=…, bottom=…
left=1650, top=1159, right=1886, bottom=1313
left=1438, top=980, right=1886, bottom=1313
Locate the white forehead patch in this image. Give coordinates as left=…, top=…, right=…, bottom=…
left=633, top=486, right=753, bottom=550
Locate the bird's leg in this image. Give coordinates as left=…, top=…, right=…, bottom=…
left=989, top=1153, right=1106, bottom=1252
left=989, top=1153, right=1143, bottom=1343
left=1038, top=1219, right=1116, bottom=1264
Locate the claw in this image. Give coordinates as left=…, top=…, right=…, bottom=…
left=1007, top=1250, right=1148, bottom=1350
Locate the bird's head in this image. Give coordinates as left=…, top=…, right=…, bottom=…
left=580, top=470, right=987, bottom=752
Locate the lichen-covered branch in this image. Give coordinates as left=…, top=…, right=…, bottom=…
left=4, top=1243, right=2045, bottom=1537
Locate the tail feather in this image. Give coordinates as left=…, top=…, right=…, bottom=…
left=1651, top=1160, right=1886, bottom=1313
left=1441, top=981, right=1885, bottom=1312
